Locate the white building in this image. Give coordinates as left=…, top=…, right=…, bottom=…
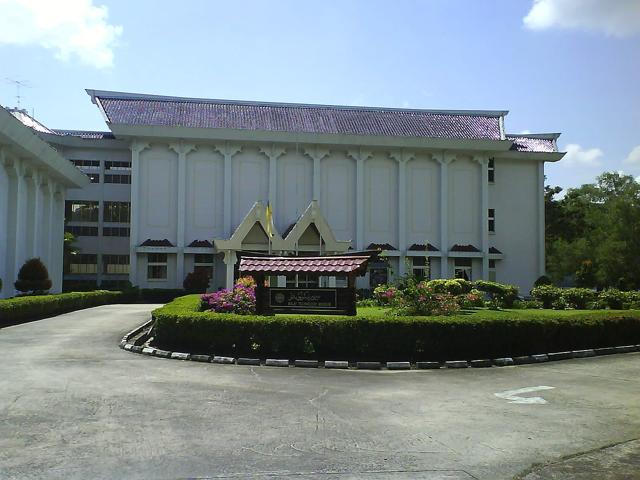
left=10, top=90, right=565, bottom=294
left=0, top=106, right=88, bottom=298
left=85, top=90, right=564, bottom=293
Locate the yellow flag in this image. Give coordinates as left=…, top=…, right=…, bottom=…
left=265, top=202, right=274, bottom=238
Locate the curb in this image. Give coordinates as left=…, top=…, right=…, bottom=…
left=120, top=322, right=640, bottom=371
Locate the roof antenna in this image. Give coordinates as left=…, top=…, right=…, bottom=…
left=4, top=78, right=31, bottom=109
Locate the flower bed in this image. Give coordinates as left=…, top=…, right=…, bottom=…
left=151, top=295, right=640, bottom=361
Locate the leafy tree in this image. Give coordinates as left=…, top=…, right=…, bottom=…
left=545, top=172, right=640, bottom=289
left=63, top=231, right=79, bottom=274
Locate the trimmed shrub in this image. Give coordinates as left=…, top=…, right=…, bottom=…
left=534, top=275, right=553, bottom=287
left=451, top=278, right=473, bottom=294
left=531, top=285, right=562, bottom=309
left=562, top=288, right=597, bottom=310
left=0, top=290, right=129, bottom=327
left=599, top=288, right=626, bottom=310
left=152, top=295, right=640, bottom=361
left=139, top=289, right=185, bottom=303
left=183, top=270, right=210, bottom=294
left=426, top=279, right=465, bottom=295
left=14, top=258, right=52, bottom=294
left=474, top=280, right=519, bottom=308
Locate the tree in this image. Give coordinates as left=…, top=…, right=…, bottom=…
left=15, top=258, right=52, bottom=294
left=183, top=270, right=210, bottom=293
left=63, top=231, right=79, bottom=274
left=545, top=172, right=640, bottom=289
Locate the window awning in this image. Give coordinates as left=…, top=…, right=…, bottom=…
left=239, top=255, right=371, bottom=276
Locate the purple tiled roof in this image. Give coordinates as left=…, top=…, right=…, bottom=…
left=507, top=135, right=556, bottom=153
left=53, top=129, right=116, bottom=140
left=450, top=244, right=481, bottom=253
left=408, top=243, right=439, bottom=252
left=188, top=240, right=213, bottom=248
left=140, top=239, right=174, bottom=247
left=90, top=91, right=505, bottom=140
left=239, top=256, right=370, bottom=274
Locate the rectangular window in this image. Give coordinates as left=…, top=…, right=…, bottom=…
left=103, top=255, right=130, bottom=275
left=454, top=258, right=473, bottom=281
left=65, top=201, right=99, bottom=222
left=147, top=253, right=168, bottom=280
left=69, top=254, right=98, bottom=274
left=488, top=208, right=495, bottom=232
left=193, top=254, right=214, bottom=279
left=103, top=201, right=131, bottom=223
left=369, top=261, right=389, bottom=288
left=285, top=274, right=319, bottom=288
left=412, top=256, right=431, bottom=281
left=87, top=173, right=100, bottom=184
left=102, top=226, right=130, bottom=237
left=65, top=225, right=98, bottom=237
left=105, top=161, right=131, bottom=172
left=488, top=158, right=495, bottom=183
left=489, top=259, right=497, bottom=282
left=71, top=159, right=100, bottom=169
left=104, top=174, right=131, bottom=184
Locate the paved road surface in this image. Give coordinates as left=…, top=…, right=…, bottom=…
left=1, top=304, right=639, bottom=480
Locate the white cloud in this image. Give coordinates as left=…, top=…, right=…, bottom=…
left=524, top=0, right=640, bottom=37
left=624, top=145, right=640, bottom=165
left=520, top=129, right=532, bottom=134
left=561, top=143, right=604, bottom=167
left=0, top=0, right=122, bottom=69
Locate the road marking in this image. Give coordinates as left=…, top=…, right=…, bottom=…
left=494, top=386, right=555, bottom=404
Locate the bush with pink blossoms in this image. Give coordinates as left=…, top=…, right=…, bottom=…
left=201, top=279, right=256, bottom=315
left=392, top=279, right=460, bottom=316
left=373, top=284, right=400, bottom=306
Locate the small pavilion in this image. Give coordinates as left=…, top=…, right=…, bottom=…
left=239, top=255, right=372, bottom=315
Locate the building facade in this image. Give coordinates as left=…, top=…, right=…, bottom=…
left=0, top=106, right=88, bottom=298
left=12, top=90, right=565, bottom=294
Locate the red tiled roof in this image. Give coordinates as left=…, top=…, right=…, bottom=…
left=489, top=247, right=502, bottom=254
left=239, top=256, right=371, bottom=275
left=188, top=239, right=213, bottom=248
left=140, top=239, right=174, bottom=247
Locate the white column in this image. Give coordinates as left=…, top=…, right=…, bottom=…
left=51, top=189, right=65, bottom=293
left=437, top=153, right=455, bottom=278
left=474, top=155, right=490, bottom=280
left=0, top=149, right=9, bottom=297
left=14, top=160, right=28, bottom=278
left=47, top=181, right=57, bottom=277
left=389, top=150, right=414, bottom=278
left=129, top=141, right=150, bottom=286
left=215, top=143, right=242, bottom=238
left=32, top=170, right=43, bottom=258
left=303, top=145, right=330, bottom=203
left=223, top=250, right=237, bottom=289
left=170, top=142, right=196, bottom=286
left=348, top=148, right=372, bottom=251
left=259, top=144, right=286, bottom=209
left=537, top=161, right=546, bottom=277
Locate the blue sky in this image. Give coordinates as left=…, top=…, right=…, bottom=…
left=1, top=0, right=638, bottom=190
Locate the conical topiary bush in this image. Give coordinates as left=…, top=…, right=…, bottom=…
left=14, top=258, right=52, bottom=294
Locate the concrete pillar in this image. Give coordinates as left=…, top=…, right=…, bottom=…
left=390, top=149, right=414, bottom=278
left=14, top=162, right=28, bottom=278
left=437, top=153, right=455, bottom=278
left=348, top=148, right=372, bottom=251
left=474, top=155, right=490, bottom=280
left=259, top=144, right=286, bottom=225
left=215, top=143, right=242, bottom=238
left=51, top=190, right=65, bottom=293
left=129, top=141, right=150, bottom=286
left=537, top=161, right=546, bottom=277
left=303, top=145, right=329, bottom=203
left=223, top=250, right=237, bottom=289
left=170, top=142, right=196, bottom=287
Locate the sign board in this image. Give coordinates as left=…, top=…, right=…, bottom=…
left=269, top=288, right=337, bottom=310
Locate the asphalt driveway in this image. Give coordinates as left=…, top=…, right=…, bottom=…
left=1, top=304, right=639, bottom=480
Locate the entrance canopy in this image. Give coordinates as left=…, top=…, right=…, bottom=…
left=239, top=255, right=371, bottom=276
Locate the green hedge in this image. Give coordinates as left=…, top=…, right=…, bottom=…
left=152, top=295, right=640, bottom=361
left=0, top=290, right=132, bottom=327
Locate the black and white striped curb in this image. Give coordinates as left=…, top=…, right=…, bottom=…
left=120, top=323, right=640, bottom=370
